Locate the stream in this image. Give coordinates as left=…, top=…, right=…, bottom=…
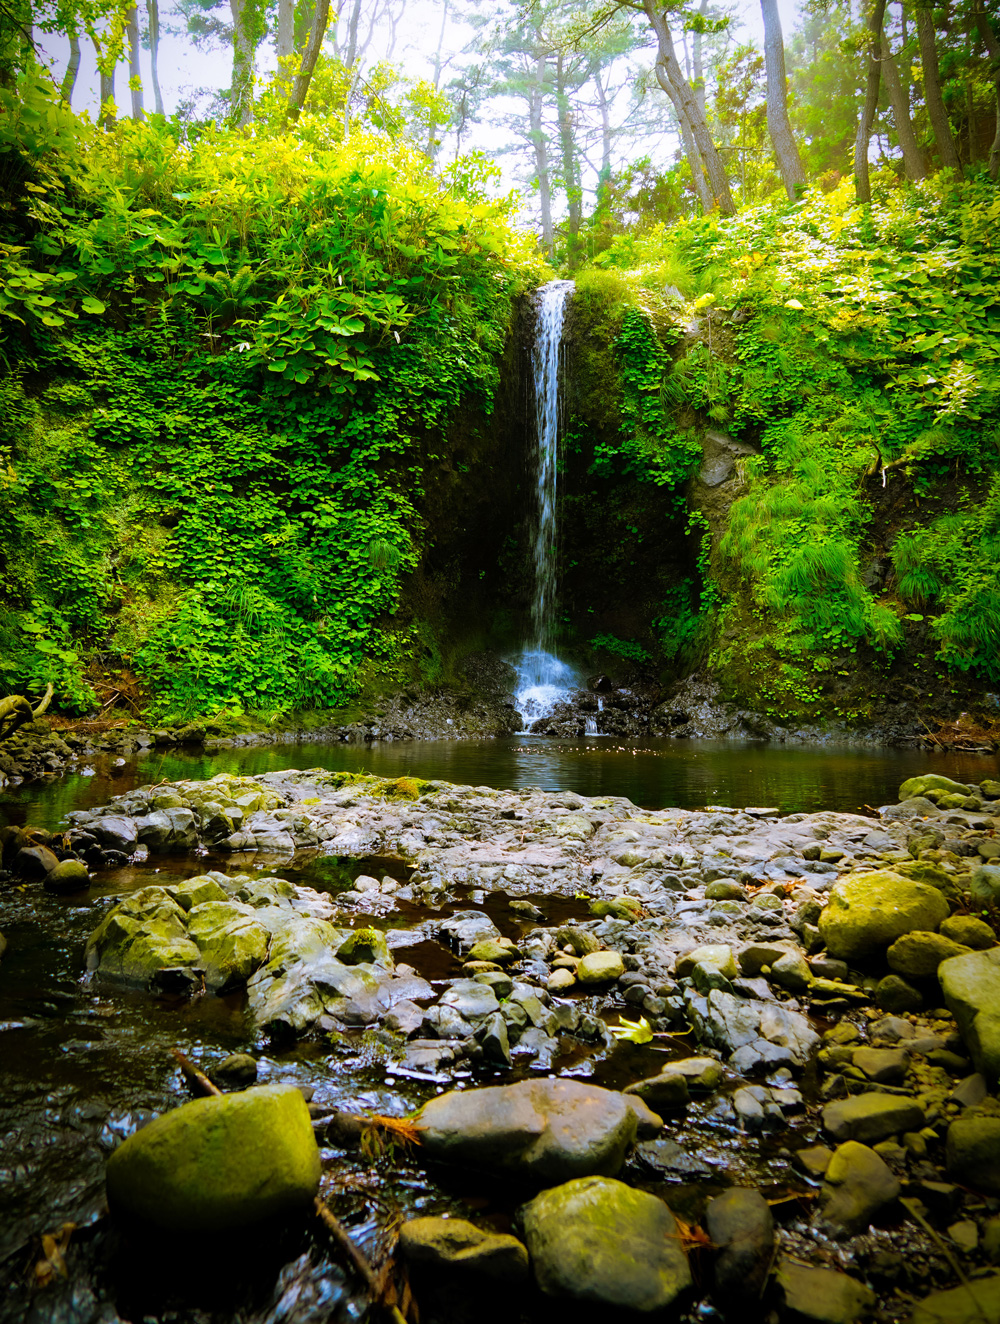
left=1, top=736, right=998, bottom=1323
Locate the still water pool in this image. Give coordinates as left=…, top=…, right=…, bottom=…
left=2, top=734, right=997, bottom=830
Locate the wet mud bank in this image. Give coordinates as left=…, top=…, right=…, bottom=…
left=3, top=767, right=1000, bottom=1322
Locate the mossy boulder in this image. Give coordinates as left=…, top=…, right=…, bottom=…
left=43, top=858, right=90, bottom=893
left=887, top=931, right=972, bottom=979
left=467, top=938, right=518, bottom=965
left=945, top=1116, right=1000, bottom=1196
left=86, top=886, right=203, bottom=985
left=940, top=914, right=996, bottom=950
left=105, top=1084, right=320, bottom=1232
left=166, top=875, right=230, bottom=910
left=186, top=900, right=270, bottom=990
left=520, top=1176, right=692, bottom=1313
left=577, top=951, right=625, bottom=983
left=939, top=947, right=1000, bottom=1086
left=899, top=775, right=973, bottom=802
left=336, top=927, right=393, bottom=968
left=818, top=872, right=950, bottom=961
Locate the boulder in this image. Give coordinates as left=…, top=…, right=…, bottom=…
left=899, top=775, right=973, bottom=801
left=887, top=931, right=971, bottom=979
left=105, top=1084, right=320, bottom=1231
left=909, top=1275, right=1000, bottom=1324
left=13, top=844, right=59, bottom=878
left=945, top=1115, right=1000, bottom=1195
left=822, top=1094, right=924, bottom=1144
left=852, top=1047, right=909, bottom=1085
left=86, top=886, right=203, bottom=986
left=668, top=1056, right=726, bottom=1090
left=520, top=1176, right=691, bottom=1313
left=939, top=948, right=1000, bottom=1086
left=705, top=1187, right=774, bottom=1300
left=677, top=944, right=739, bottom=980
left=876, top=974, right=924, bottom=1013
left=166, top=876, right=229, bottom=910
left=415, top=1079, right=637, bottom=1183
left=399, top=1217, right=529, bottom=1282
left=818, top=872, right=950, bottom=960
left=819, top=1141, right=900, bottom=1236
left=43, top=858, right=91, bottom=893
left=577, top=951, right=625, bottom=983
left=777, top=1260, right=875, bottom=1324
left=187, top=901, right=269, bottom=990
left=336, top=928, right=393, bottom=968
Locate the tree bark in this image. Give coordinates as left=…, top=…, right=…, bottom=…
left=854, top=0, right=887, bottom=202
left=228, top=0, right=257, bottom=124
left=276, top=0, right=294, bottom=61
left=972, top=0, right=1000, bottom=178
left=760, top=0, right=806, bottom=198
left=146, top=0, right=164, bottom=113
left=881, top=27, right=927, bottom=177
left=343, top=0, right=361, bottom=67
left=126, top=4, right=144, bottom=118
left=60, top=29, right=81, bottom=103
left=644, top=0, right=735, bottom=214
left=555, top=53, right=582, bottom=256
left=529, top=56, right=554, bottom=257
left=95, top=33, right=116, bottom=127
left=662, top=74, right=713, bottom=210
left=916, top=1, right=962, bottom=170
left=285, top=0, right=331, bottom=122
left=693, top=0, right=707, bottom=118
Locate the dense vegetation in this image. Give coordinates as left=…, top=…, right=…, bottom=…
left=0, top=72, right=542, bottom=719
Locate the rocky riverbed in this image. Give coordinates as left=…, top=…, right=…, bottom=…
left=3, top=765, right=1000, bottom=1323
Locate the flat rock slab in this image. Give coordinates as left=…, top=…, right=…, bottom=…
left=910, top=1274, right=1000, bottom=1324
left=777, top=1260, right=876, bottom=1324
left=416, top=1078, right=637, bottom=1184
left=822, top=1094, right=924, bottom=1145
left=399, top=1217, right=529, bottom=1281
left=520, top=1175, right=692, bottom=1313
left=105, top=1085, right=320, bottom=1232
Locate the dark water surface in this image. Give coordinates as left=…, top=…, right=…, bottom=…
left=2, top=734, right=998, bottom=831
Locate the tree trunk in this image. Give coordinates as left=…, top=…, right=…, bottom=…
left=343, top=0, right=362, bottom=67
left=555, top=53, right=582, bottom=256
left=285, top=0, right=331, bottom=122
left=760, top=0, right=806, bottom=198
left=424, top=0, right=449, bottom=159
left=693, top=0, right=707, bottom=118
left=276, top=0, right=294, bottom=61
left=228, top=0, right=257, bottom=124
left=95, top=33, right=116, bottom=127
left=916, top=1, right=962, bottom=170
left=146, top=0, right=164, bottom=113
left=60, top=29, right=81, bottom=103
left=854, top=0, right=887, bottom=202
left=126, top=4, right=144, bottom=118
left=529, top=59, right=554, bottom=257
left=972, top=0, right=1000, bottom=178
left=644, top=0, right=735, bottom=214
left=881, top=28, right=927, bottom=177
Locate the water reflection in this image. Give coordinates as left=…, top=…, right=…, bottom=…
left=2, top=734, right=997, bottom=830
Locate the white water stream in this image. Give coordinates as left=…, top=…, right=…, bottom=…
left=513, top=280, right=579, bottom=724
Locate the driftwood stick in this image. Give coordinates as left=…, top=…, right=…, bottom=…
left=171, top=1047, right=222, bottom=1097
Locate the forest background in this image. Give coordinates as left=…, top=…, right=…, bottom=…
left=0, top=0, right=998, bottom=730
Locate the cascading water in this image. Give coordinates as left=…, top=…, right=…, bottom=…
left=514, top=279, right=577, bottom=724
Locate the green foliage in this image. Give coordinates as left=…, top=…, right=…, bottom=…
left=892, top=476, right=1000, bottom=683
left=589, top=633, right=651, bottom=663
left=0, top=84, right=541, bottom=718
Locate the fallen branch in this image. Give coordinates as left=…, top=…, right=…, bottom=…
left=0, top=683, right=54, bottom=742
left=171, top=1047, right=220, bottom=1097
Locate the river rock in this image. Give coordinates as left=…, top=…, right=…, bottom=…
left=818, top=872, right=950, bottom=960
left=819, top=1141, right=900, bottom=1236
left=13, top=844, right=59, bottom=878
left=399, top=1217, right=529, bottom=1281
left=43, top=858, right=90, bottom=892
left=899, top=775, right=974, bottom=801
left=415, top=1078, right=637, bottom=1183
left=945, top=1115, right=1000, bottom=1195
left=777, top=1260, right=876, bottom=1324
left=940, top=915, right=996, bottom=950
left=876, top=974, right=924, bottom=1013
left=686, top=989, right=819, bottom=1069
left=624, top=1071, right=689, bottom=1113
left=852, top=1047, right=909, bottom=1084
left=186, top=900, right=270, bottom=990
left=887, top=931, right=971, bottom=978
left=909, top=1275, right=1000, bottom=1324
left=577, top=950, right=625, bottom=983
left=705, top=1187, right=774, bottom=1300
left=520, top=1176, right=692, bottom=1313
left=822, top=1094, right=924, bottom=1144
left=668, top=1056, right=726, bottom=1090
left=105, top=1084, right=320, bottom=1231
left=86, top=886, right=203, bottom=985
left=939, top=948, right=1000, bottom=1086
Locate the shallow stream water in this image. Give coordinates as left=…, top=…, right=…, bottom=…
left=1, top=736, right=997, bottom=1322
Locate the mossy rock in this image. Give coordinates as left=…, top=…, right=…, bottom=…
left=187, top=900, right=270, bottom=989
left=87, top=886, right=203, bottom=985
left=336, top=927, right=393, bottom=968
left=899, top=775, right=973, bottom=802
left=893, top=859, right=962, bottom=900
left=940, top=914, right=996, bottom=951
left=166, top=875, right=230, bottom=910
left=887, top=931, right=972, bottom=979
left=105, top=1084, right=320, bottom=1232
left=818, top=872, right=950, bottom=961
left=590, top=897, right=643, bottom=921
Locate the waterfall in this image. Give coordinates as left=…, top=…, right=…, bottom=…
left=514, top=280, right=576, bottom=724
